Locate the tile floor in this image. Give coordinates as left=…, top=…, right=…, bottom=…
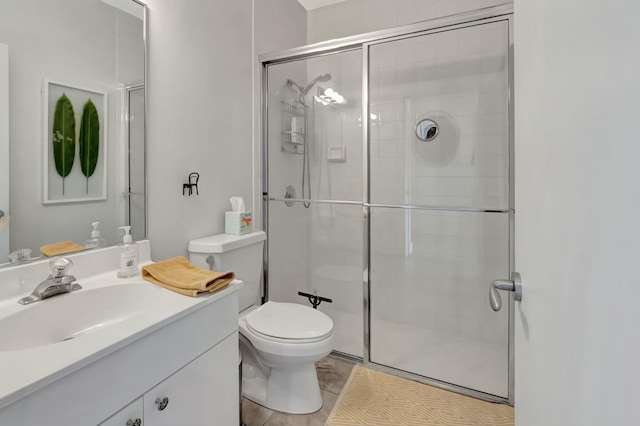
left=241, top=356, right=355, bottom=426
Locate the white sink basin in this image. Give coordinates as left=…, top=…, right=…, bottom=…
left=0, top=284, right=160, bottom=351
left=0, top=241, right=242, bottom=415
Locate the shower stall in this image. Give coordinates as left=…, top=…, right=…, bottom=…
left=261, top=5, right=514, bottom=403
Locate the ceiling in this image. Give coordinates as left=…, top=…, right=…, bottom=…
left=297, top=0, right=349, bottom=11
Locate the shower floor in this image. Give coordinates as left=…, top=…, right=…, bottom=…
left=241, top=356, right=513, bottom=426
left=329, top=308, right=507, bottom=398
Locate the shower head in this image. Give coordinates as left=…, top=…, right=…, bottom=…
left=287, top=73, right=333, bottom=99
left=302, top=73, right=332, bottom=96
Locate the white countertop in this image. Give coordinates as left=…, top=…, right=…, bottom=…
left=0, top=244, right=241, bottom=411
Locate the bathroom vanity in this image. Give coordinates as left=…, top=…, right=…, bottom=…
left=0, top=242, right=240, bottom=425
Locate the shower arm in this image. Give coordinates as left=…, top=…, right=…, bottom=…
left=287, top=79, right=307, bottom=104
left=287, top=79, right=304, bottom=92
left=287, top=74, right=332, bottom=103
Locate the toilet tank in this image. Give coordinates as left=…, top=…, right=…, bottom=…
left=188, top=231, right=266, bottom=312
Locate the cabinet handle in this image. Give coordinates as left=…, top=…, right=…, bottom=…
left=155, top=396, right=169, bottom=411
left=126, top=419, right=141, bottom=426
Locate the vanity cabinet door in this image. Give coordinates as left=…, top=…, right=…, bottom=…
left=99, top=397, right=143, bottom=426
left=143, top=332, right=238, bottom=426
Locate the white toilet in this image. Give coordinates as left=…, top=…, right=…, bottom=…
left=188, top=231, right=335, bottom=414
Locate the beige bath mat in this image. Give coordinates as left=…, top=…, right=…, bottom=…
left=325, top=366, right=514, bottom=426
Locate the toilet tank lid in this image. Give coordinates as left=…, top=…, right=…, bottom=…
left=188, top=231, right=266, bottom=254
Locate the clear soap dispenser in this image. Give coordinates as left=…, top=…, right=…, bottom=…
left=85, top=222, right=107, bottom=248
left=117, top=226, right=139, bottom=278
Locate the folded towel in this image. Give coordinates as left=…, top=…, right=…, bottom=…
left=142, top=256, right=234, bottom=297
left=40, top=241, right=85, bottom=257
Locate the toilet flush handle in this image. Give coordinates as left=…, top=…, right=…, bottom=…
left=205, top=255, right=215, bottom=271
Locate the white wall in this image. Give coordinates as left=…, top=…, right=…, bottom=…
left=307, top=0, right=510, bottom=43
left=145, top=0, right=253, bottom=262
left=515, top=0, right=640, bottom=424
left=255, top=0, right=307, bottom=54
left=0, top=0, right=142, bottom=259
left=146, top=0, right=306, bottom=262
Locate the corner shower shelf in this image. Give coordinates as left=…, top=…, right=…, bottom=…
left=282, top=130, right=305, bottom=144
left=282, top=98, right=306, bottom=155
left=282, top=99, right=306, bottom=116
left=281, top=142, right=304, bottom=155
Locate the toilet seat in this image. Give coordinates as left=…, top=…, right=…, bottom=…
left=245, top=301, right=333, bottom=343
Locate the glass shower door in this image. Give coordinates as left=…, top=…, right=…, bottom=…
left=368, top=20, right=512, bottom=397
left=265, top=49, right=365, bottom=358
left=126, top=87, right=145, bottom=241
left=0, top=43, right=8, bottom=262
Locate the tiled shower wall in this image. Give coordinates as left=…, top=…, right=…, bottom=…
left=369, top=22, right=509, bottom=209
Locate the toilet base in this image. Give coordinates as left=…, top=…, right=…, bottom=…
left=242, top=363, right=323, bottom=414
left=238, top=303, right=335, bottom=415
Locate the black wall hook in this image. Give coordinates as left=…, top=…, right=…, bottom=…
left=298, top=291, right=332, bottom=309
left=183, top=172, right=199, bottom=196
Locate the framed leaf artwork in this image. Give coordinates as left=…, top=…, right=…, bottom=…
left=43, top=80, right=107, bottom=204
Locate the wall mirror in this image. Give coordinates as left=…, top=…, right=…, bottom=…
left=0, top=0, right=146, bottom=267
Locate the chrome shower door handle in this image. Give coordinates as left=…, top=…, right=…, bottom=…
left=489, top=272, right=523, bottom=312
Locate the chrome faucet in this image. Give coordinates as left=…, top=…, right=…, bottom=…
left=18, top=257, right=82, bottom=305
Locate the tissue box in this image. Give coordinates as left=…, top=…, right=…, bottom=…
left=225, top=211, right=253, bottom=235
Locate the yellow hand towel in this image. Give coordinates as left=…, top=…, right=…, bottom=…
left=141, top=256, right=234, bottom=297
left=40, top=241, right=86, bottom=257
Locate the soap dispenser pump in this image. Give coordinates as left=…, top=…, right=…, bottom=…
left=117, top=226, right=139, bottom=278
left=85, top=222, right=107, bottom=248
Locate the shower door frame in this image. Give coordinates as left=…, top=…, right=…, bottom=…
left=124, top=84, right=146, bottom=239
left=260, top=4, right=515, bottom=405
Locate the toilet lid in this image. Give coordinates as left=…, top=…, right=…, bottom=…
left=246, top=301, right=334, bottom=341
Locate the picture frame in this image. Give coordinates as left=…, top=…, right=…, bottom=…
left=42, top=79, right=108, bottom=204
